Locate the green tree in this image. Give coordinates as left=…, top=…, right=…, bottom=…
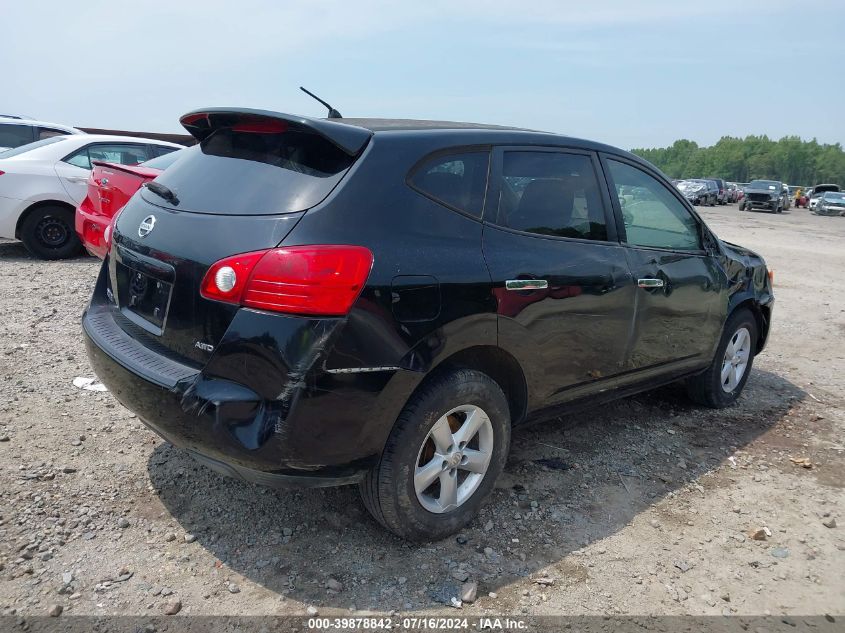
left=631, top=136, right=845, bottom=185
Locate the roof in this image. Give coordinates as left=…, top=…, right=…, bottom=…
left=176, top=107, right=647, bottom=169
left=336, top=118, right=531, bottom=133
left=77, top=134, right=183, bottom=146
left=79, top=128, right=194, bottom=146
left=0, top=118, right=82, bottom=133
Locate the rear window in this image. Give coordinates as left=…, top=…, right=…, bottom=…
left=409, top=151, right=490, bottom=218
left=141, top=148, right=185, bottom=170
left=145, top=129, right=356, bottom=215
left=0, top=124, right=34, bottom=149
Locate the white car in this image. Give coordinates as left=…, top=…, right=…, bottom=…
left=0, top=117, right=85, bottom=152
left=0, top=135, right=182, bottom=259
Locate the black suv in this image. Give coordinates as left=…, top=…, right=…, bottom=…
left=740, top=180, right=788, bottom=213
left=83, top=109, right=774, bottom=540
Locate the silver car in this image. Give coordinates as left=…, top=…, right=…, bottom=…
left=814, top=191, right=845, bottom=216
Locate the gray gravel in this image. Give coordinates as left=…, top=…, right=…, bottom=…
left=0, top=204, right=843, bottom=616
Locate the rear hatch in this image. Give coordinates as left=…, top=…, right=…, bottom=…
left=89, top=161, right=161, bottom=218
left=106, top=109, right=371, bottom=365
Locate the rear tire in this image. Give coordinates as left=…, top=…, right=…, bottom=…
left=20, top=205, right=82, bottom=260
left=360, top=369, right=511, bottom=541
left=686, top=309, right=758, bottom=408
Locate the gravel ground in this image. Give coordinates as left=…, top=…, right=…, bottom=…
left=0, top=203, right=843, bottom=618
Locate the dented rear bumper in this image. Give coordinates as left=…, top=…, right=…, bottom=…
left=82, top=292, right=403, bottom=485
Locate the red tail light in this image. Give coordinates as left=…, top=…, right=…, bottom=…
left=200, top=245, right=373, bottom=317
left=104, top=208, right=124, bottom=254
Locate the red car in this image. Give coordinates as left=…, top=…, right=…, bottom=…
left=75, top=149, right=184, bottom=258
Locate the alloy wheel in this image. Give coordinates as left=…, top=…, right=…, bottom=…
left=414, top=405, right=494, bottom=514
left=721, top=326, right=751, bottom=392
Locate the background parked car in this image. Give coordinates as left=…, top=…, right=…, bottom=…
left=0, top=117, right=83, bottom=151
left=806, top=184, right=841, bottom=211
left=708, top=178, right=728, bottom=204
left=676, top=179, right=715, bottom=206
left=704, top=179, right=720, bottom=205
left=813, top=191, right=845, bottom=216
left=726, top=183, right=739, bottom=203
left=781, top=184, right=791, bottom=210
left=0, top=135, right=181, bottom=259
left=739, top=179, right=788, bottom=213
left=76, top=148, right=187, bottom=258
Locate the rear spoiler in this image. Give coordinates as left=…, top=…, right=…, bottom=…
left=179, top=108, right=372, bottom=156
left=91, top=160, right=160, bottom=178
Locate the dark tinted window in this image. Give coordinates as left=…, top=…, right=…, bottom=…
left=141, top=148, right=185, bottom=170
left=607, top=160, right=701, bottom=251
left=409, top=151, right=489, bottom=217
left=493, top=151, right=607, bottom=241
left=0, top=124, right=34, bottom=148
left=147, top=129, right=355, bottom=215
left=151, top=145, right=180, bottom=158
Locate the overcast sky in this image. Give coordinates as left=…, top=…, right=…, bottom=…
left=3, top=1, right=842, bottom=150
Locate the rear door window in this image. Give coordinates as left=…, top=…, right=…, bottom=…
left=65, top=143, right=153, bottom=169
left=409, top=151, right=490, bottom=217
left=491, top=151, right=609, bottom=241
left=146, top=128, right=357, bottom=215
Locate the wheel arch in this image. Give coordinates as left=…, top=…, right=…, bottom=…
left=422, top=345, right=529, bottom=426
left=729, top=297, right=770, bottom=353
left=15, top=199, right=76, bottom=240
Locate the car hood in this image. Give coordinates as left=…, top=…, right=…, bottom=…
left=744, top=186, right=779, bottom=195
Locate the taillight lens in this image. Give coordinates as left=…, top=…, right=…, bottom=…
left=104, top=208, right=126, bottom=254
left=200, top=245, right=373, bottom=317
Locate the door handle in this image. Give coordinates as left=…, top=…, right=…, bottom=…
left=65, top=176, right=88, bottom=183
left=506, top=279, right=548, bottom=291
left=637, top=278, right=664, bottom=289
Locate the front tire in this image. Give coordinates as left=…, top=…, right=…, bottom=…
left=360, top=369, right=511, bottom=541
left=686, top=309, right=758, bottom=408
left=20, top=205, right=82, bottom=260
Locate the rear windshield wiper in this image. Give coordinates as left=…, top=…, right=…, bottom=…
left=144, top=181, right=180, bottom=206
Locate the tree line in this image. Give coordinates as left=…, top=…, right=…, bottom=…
left=630, top=136, right=845, bottom=186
